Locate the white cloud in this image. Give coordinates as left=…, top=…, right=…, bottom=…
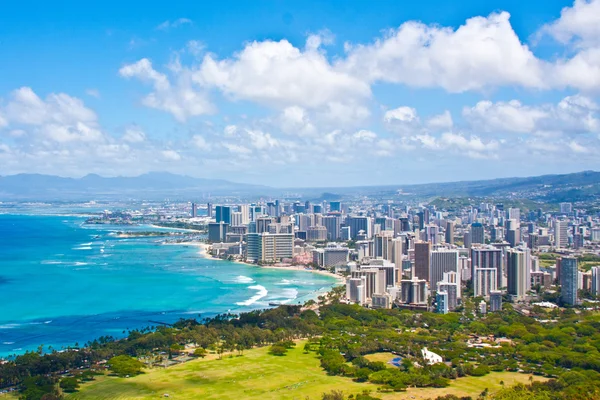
left=352, top=129, right=377, bottom=141
left=384, top=106, right=421, bottom=135
left=550, top=48, right=600, bottom=92
left=0, top=87, right=106, bottom=143
left=3, top=87, right=97, bottom=126
left=195, top=37, right=371, bottom=121
left=463, top=95, right=599, bottom=134
left=223, top=143, right=252, bottom=155
left=340, top=12, right=545, bottom=92
left=540, top=0, right=600, bottom=47
left=156, top=18, right=192, bottom=31
left=278, top=106, right=317, bottom=136
left=384, top=106, right=419, bottom=123
left=463, top=100, right=547, bottom=133
left=191, top=135, right=211, bottom=150
left=426, top=110, right=453, bottom=130
left=119, top=58, right=214, bottom=121
left=568, top=140, right=589, bottom=153
left=122, top=126, right=146, bottom=143
left=162, top=150, right=181, bottom=161
left=412, top=132, right=498, bottom=158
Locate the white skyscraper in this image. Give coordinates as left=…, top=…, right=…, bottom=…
left=591, top=267, right=600, bottom=297
left=554, top=220, right=568, bottom=249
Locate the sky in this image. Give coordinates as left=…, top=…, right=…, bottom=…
left=0, top=0, right=599, bottom=187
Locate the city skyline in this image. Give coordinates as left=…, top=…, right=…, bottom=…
left=1, top=0, right=600, bottom=186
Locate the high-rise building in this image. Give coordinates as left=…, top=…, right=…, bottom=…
left=191, top=203, right=198, bottom=218
left=322, top=245, right=350, bottom=268
left=505, top=228, right=519, bottom=247
left=473, top=267, right=497, bottom=298
left=463, top=231, right=472, bottom=249
left=329, top=201, right=342, bottom=213
left=256, top=217, right=275, bottom=234
left=560, top=202, right=572, bottom=214
left=437, top=271, right=460, bottom=310
left=560, top=257, right=578, bottom=305
left=414, top=242, right=431, bottom=281
left=508, top=208, right=520, bottom=226
left=400, top=275, right=429, bottom=305
left=245, top=232, right=294, bottom=263
left=322, top=215, right=342, bottom=241
left=374, top=231, right=394, bottom=261
left=591, top=228, right=600, bottom=242
left=340, top=226, right=351, bottom=241
left=424, top=225, right=439, bottom=244
left=445, top=221, right=455, bottom=245
left=490, top=290, right=502, bottom=311
left=350, top=269, right=381, bottom=300
left=215, top=205, right=232, bottom=224
left=471, top=223, right=485, bottom=244
left=346, top=277, right=366, bottom=305
left=207, top=203, right=213, bottom=219
left=238, top=204, right=250, bottom=225
left=507, top=248, right=531, bottom=302
left=347, top=216, right=372, bottom=239
left=391, top=238, right=405, bottom=267
left=471, top=247, right=503, bottom=290
left=436, top=291, right=449, bottom=314
left=430, top=250, right=459, bottom=289
left=591, top=266, right=600, bottom=297
left=208, top=222, right=229, bottom=243
left=307, top=226, right=328, bottom=242
left=230, top=212, right=243, bottom=227
left=554, top=220, right=568, bottom=249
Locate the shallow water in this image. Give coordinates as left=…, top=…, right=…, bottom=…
left=0, top=214, right=336, bottom=357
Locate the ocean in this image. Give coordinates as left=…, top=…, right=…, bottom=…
left=0, top=213, right=337, bottom=358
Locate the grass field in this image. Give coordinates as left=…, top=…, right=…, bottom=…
left=62, top=344, right=545, bottom=400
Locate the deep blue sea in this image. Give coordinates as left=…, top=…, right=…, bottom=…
left=0, top=213, right=336, bottom=357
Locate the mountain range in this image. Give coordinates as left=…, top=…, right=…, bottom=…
left=0, top=170, right=599, bottom=202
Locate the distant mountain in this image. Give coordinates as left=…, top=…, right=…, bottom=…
left=0, top=172, right=271, bottom=200
left=1, top=170, right=599, bottom=202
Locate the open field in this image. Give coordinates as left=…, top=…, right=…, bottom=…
left=64, top=343, right=547, bottom=400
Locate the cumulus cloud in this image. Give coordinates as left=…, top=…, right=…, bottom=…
left=412, top=132, right=499, bottom=159
left=340, top=12, right=545, bottom=92
left=119, top=58, right=214, bottom=121
left=162, top=149, right=181, bottom=161
left=0, top=87, right=106, bottom=143
left=540, top=0, right=600, bottom=47
left=194, top=36, right=371, bottom=122
left=426, top=111, right=453, bottom=130
left=463, top=95, right=599, bottom=134
left=384, top=106, right=421, bottom=134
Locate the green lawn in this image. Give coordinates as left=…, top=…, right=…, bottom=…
left=65, top=344, right=546, bottom=400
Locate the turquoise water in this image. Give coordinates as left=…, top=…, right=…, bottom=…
left=0, top=214, right=336, bottom=357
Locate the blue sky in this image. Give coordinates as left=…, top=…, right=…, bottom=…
left=0, top=0, right=599, bottom=187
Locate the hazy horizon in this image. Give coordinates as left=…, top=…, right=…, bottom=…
left=1, top=0, right=599, bottom=186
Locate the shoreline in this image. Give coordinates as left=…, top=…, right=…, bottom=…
left=168, top=240, right=345, bottom=284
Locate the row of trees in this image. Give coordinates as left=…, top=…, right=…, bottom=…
left=3, top=291, right=600, bottom=399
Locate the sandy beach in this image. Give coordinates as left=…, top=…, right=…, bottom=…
left=170, top=240, right=344, bottom=284
left=258, top=264, right=345, bottom=284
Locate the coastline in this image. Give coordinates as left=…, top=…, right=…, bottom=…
left=168, top=240, right=345, bottom=284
